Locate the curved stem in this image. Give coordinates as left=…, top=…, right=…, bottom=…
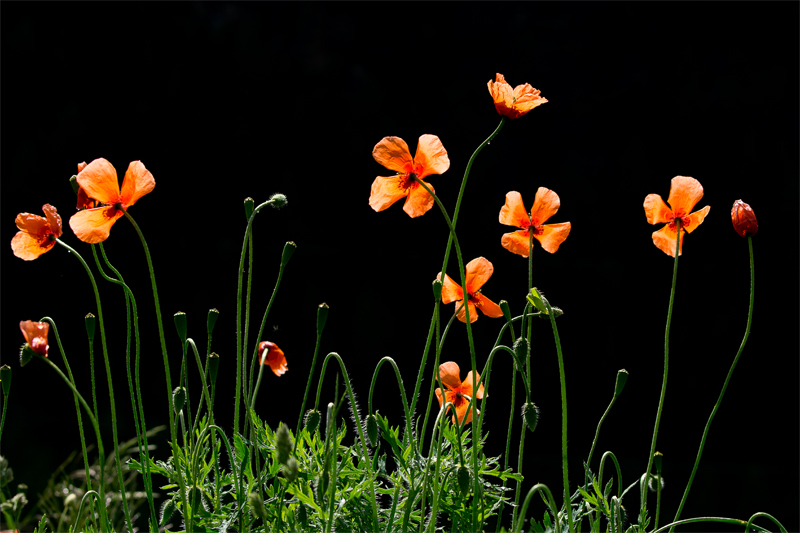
left=367, top=357, right=413, bottom=445
left=72, top=490, right=99, bottom=533
left=514, top=483, right=560, bottom=533
left=652, top=517, right=773, bottom=533
left=294, top=312, right=325, bottom=447
left=584, top=385, right=619, bottom=489
left=745, top=512, right=787, bottom=533
left=671, top=236, right=754, bottom=528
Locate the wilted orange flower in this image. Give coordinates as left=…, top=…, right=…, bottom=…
left=370, top=135, right=450, bottom=218
left=20, top=320, right=49, bottom=357
left=68, top=158, right=155, bottom=243
left=258, top=341, right=287, bottom=376
left=644, top=176, right=710, bottom=257
left=437, top=257, right=503, bottom=323
left=434, top=362, right=485, bottom=425
left=499, top=189, right=571, bottom=257
left=11, top=204, right=63, bottom=261
left=487, top=73, right=547, bottom=119
left=731, top=200, right=758, bottom=237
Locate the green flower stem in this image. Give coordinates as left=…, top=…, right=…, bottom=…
left=671, top=235, right=755, bottom=528
left=0, top=391, right=7, bottom=446
left=55, top=239, right=133, bottom=533
left=367, top=357, right=412, bottom=446
left=192, top=424, right=241, bottom=517
left=242, top=220, right=255, bottom=422
left=294, top=308, right=325, bottom=448
left=652, top=517, right=773, bottom=533
left=119, top=211, right=190, bottom=532
left=422, top=406, right=452, bottom=533
left=514, top=483, right=560, bottom=533
left=496, top=313, right=518, bottom=533
left=409, top=304, right=438, bottom=445
left=72, top=490, right=99, bottom=533
left=92, top=243, right=158, bottom=531
left=745, top=512, right=787, bottom=533
left=642, top=220, right=680, bottom=517
left=419, top=303, right=455, bottom=451
left=597, top=451, right=624, bottom=498
left=324, top=403, right=339, bottom=533
left=655, top=459, right=662, bottom=530
left=584, top=385, right=619, bottom=489
left=32, top=352, right=109, bottom=531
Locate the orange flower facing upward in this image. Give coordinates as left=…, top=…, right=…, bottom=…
left=20, top=320, right=50, bottom=357
left=370, top=135, right=450, bottom=218
left=258, top=341, right=287, bottom=376
left=487, top=73, right=547, bottom=119
left=11, top=204, right=63, bottom=261
left=434, top=362, right=485, bottom=425
left=499, top=189, right=571, bottom=257
left=437, top=257, right=503, bottom=323
left=644, top=176, right=710, bottom=257
left=68, top=158, right=155, bottom=243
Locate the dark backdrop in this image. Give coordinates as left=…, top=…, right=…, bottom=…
left=2, top=3, right=798, bottom=532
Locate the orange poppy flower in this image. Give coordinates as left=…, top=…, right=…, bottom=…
left=499, top=189, right=571, bottom=257
left=434, top=362, right=485, bottom=425
left=437, top=257, right=503, bottom=323
left=20, top=320, right=50, bottom=357
left=68, top=158, right=155, bottom=243
left=487, top=73, right=547, bottom=119
left=74, top=161, right=97, bottom=210
left=644, top=176, right=710, bottom=257
left=258, top=341, right=287, bottom=376
left=370, top=135, right=450, bottom=218
left=11, top=204, right=63, bottom=261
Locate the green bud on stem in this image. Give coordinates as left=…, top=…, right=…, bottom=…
left=208, top=352, right=220, bottom=384
left=615, top=369, right=629, bottom=397
left=282, top=241, right=297, bottom=266
left=317, top=303, right=329, bottom=335
left=0, top=365, right=11, bottom=395
left=207, top=308, right=219, bottom=336
left=244, top=197, right=255, bottom=221
left=172, top=387, right=186, bottom=414
left=84, top=313, right=96, bottom=342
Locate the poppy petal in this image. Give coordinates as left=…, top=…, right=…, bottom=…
left=373, top=137, right=414, bottom=174
left=499, top=191, right=530, bottom=228
left=511, top=84, right=547, bottom=115
left=464, top=257, right=494, bottom=293
left=462, top=370, right=486, bottom=400
left=11, top=231, right=54, bottom=260
left=268, top=350, right=288, bottom=376
left=684, top=205, right=710, bottom=234
left=413, top=135, right=449, bottom=179
left=120, top=161, right=155, bottom=207
left=20, top=320, right=49, bottom=356
left=14, top=213, right=49, bottom=236
left=644, top=194, right=673, bottom=225
left=369, top=175, right=410, bottom=212
left=42, top=204, right=63, bottom=237
left=667, top=176, right=704, bottom=217
left=530, top=187, right=561, bottom=225
left=402, top=180, right=435, bottom=218
left=76, top=158, right=121, bottom=204
left=474, top=293, right=504, bottom=319
left=534, top=222, right=571, bottom=253
left=501, top=230, right=532, bottom=257
left=457, top=300, right=479, bottom=323
left=435, top=387, right=444, bottom=407
left=488, top=74, right=515, bottom=116
left=455, top=397, right=473, bottom=425
left=69, top=206, right=123, bottom=244
left=652, top=224, right=685, bottom=257
left=438, top=273, right=463, bottom=305
left=439, top=362, right=463, bottom=391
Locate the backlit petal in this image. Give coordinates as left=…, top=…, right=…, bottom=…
left=403, top=180, right=435, bottom=218
left=488, top=73, right=515, bottom=117
left=438, top=273, right=463, bottom=305
left=644, top=194, right=673, bottom=225
left=439, top=362, right=463, bottom=391
left=684, top=205, right=710, bottom=234
left=15, top=213, right=49, bottom=236
left=652, top=225, right=685, bottom=257
left=457, top=300, right=479, bottom=323
left=530, top=187, right=561, bottom=225
left=76, top=158, right=121, bottom=204
left=369, top=175, right=410, bottom=212
left=120, top=161, right=155, bottom=207
left=667, top=176, right=704, bottom=217
left=11, top=231, right=53, bottom=260
left=454, top=396, right=474, bottom=425
left=373, top=137, right=414, bottom=174
left=534, top=222, right=571, bottom=253
left=511, top=84, right=547, bottom=115
left=69, top=206, right=123, bottom=243
left=499, top=191, right=530, bottom=228
left=501, top=230, right=532, bottom=257
left=42, top=204, right=62, bottom=237
left=462, top=371, right=485, bottom=400
left=413, top=135, right=449, bottom=179
left=464, top=257, right=494, bottom=293
left=20, top=320, right=49, bottom=356
left=268, top=350, right=288, bottom=376
left=474, top=293, right=503, bottom=319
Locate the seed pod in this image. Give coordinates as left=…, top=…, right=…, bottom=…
left=244, top=197, right=255, bottom=221
left=457, top=465, right=471, bottom=497
left=208, top=352, right=220, bottom=384
left=84, top=313, right=96, bottom=342
left=207, top=308, right=220, bottom=335
left=317, top=303, right=329, bottom=334
left=731, top=200, right=758, bottom=237
left=173, top=312, right=187, bottom=344
left=366, top=414, right=379, bottom=447
left=305, top=409, right=321, bottom=433
left=615, top=369, right=629, bottom=397
left=0, top=365, right=11, bottom=395
left=282, top=241, right=297, bottom=266
left=432, top=278, right=443, bottom=302
left=522, top=402, right=540, bottom=433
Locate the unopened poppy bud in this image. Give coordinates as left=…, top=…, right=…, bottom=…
left=512, top=337, right=529, bottom=371
left=275, top=422, right=293, bottom=465
left=282, top=241, right=297, bottom=266
left=248, top=492, right=267, bottom=519
left=522, top=402, right=540, bottom=433
left=84, top=313, right=96, bottom=342
left=0, top=365, right=11, bottom=395
left=69, top=175, right=80, bottom=195
left=731, top=200, right=758, bottom=237
left=457, top=465, right=471, bottom=496
left=269, top=193, right=288, bottom=209
left=173, top=312, right=187, bottom=344
left=304, top=409, right=321, bottom=433
left=283, top=456, right=299, bottom=482
left=499, top=300, right=512, bottom=323
left=208, top=352, right=220, bottom=384
left=316, top=303, right=329, bottom=334
left=432, top=278, right=443, bottom=301
left=159, top=499, right=176, bottom=527
left=207, top=308, right=219, bottom=335
left=172, top=386, right=186, bottom=414
left=244, top=197, right=255, bottom=221
left=366, top=413, right=379, bottom=447
left=615, top=369, right=629, bottom=397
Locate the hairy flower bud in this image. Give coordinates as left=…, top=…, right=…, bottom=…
left=172, top=387, right=186, bottom=414
left=283, top=456, right=299, bottom=482
left=731, top=200, right=758, bottom=237
left=304, top=409, right=321, bottom=433
left=275, top=423, right=293, bottom=465
left=269, top=193, right=288, bottom=209
left=366, top=414, right=379, bottom=447
left=0, top=365, right=11, bottom=395
left=248, top=492, right=267, bottom=519
left=522, top=402, right=540, bottom=433
left=457, top=465, right=471, bottom=496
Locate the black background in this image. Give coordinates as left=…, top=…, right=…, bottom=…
left=1, top=2, right=798, bottom=532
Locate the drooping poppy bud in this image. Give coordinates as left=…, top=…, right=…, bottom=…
left=160, top=499, right=176, bottom=528
left=172, top=387, right=186, bottom=414
left=512, top=337, right=528, bottom=372
left=283, top=456, right=299, bottom=482
left=366, top=414, right=379, bottom=447
left=304, top=409, right=321, bottom=433
left=522, top=402, right=540, bottom=433
left=269, top=193, right=288, bottom=209
left=731, top=200, right=758, bottom=237
left=457, top=465, right=471, bottom=496
left=248, top=492, right=267, bottom=519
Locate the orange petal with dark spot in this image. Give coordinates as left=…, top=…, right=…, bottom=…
left=464, top=257, right=494, bottom=293
left=667, top=176, right=704, bottom=217
left=372, top=137, right=414, bottom=174
left=413, top=135, right=449, bottom=179
left=69, top=206, right=123, bottom=243
left=369, top=175, right=410, bottom=212
left=499, top=191, right=530, bottom=228
left=76, top=158, right=121, bottom=204
left=685, top=205, right=710, bottom=234
left=534, top=222, right=571, bottom=253
left=652, top=225, right=685, bottom=257
left=501, top=230, right=532, bottom=257
left=438, top=362, right=463, bottom=391
left=644, top=194, right=673, bottom=225
left=402, top=180, right=435, bottom=218
left=530, top=187, right=561, bottom=226
left=120, top=161, right=155, bottom=207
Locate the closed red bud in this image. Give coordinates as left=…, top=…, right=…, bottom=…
left=731, top=200, right=758, bottom=237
